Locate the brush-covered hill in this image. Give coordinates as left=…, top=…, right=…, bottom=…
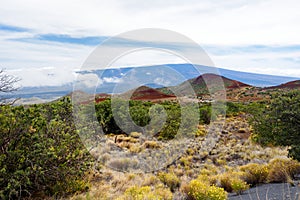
left=159, top=73, right=252, bottom=97
left=267, top=80, right=300, bottom=89
left=120, top=86, right=176, bottom=101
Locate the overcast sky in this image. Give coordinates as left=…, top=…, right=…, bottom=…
left=1, top=0, right=300, bottom=86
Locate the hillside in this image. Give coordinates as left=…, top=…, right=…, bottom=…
left=68, top=90, right=111, bottom=104
left=191, top=73, right=250, bottom=89
left=159, top=73, right=252, bottom=98
left=13, top=64, right=299, bottom=101
left=121, top=85, right=176, bottom=101
left=228, top=79, right=300, bottom=102
left=267, top=80, right=300, bottom=89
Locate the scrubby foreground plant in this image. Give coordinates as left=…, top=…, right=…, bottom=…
left=184, top=179, right=228, bottom=200
left=0, top=97, right=93, bottom=199
left=117, top=185, right=173, bottom=200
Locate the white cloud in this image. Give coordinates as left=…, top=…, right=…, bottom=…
left=1, top=0, right=300, bottom=87
left=154, top=77, right=171, bottom=86
left=1, top=0, right=300, bottom=44
left=207, top=47, right=300, bottom=77
left=102, top=76, right=123, bottom=83
left=111, top=49, right=185, bottom=68
left=75, top=73, right=101, bottom=89
left=8, top=66, right=77, bottom=87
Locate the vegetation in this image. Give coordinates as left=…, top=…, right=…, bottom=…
left=267, top=158, right=300, bottom=183
left=0, top=69, right=20, bottom=105
left=239, top=163, right=269, bottom=186
left=218, top=171, right=249, bottom=194
left=95, top=99, right=212, bottom=140
left=251, top=90, right=300, bottom=161
left=185, top=179, right=228, bottom=200
left=0, top=97, right=93, bottom=199
left=157, top=172, right=180, bottom=192
left=117, top=185, right=173, bottom=200
left=2, top=86, right=300, bottom=199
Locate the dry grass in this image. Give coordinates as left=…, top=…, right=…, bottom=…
left=129, top=131, right=142, bottom=138
left=267, top=158, right=300, bottom=183
left=157, top=172, right=181, bottom=192
left=142, top=140, right=161, bottom=149
left=68, top=116, right=299, bottom=200
left=239, top=163, right=269, bottom=186
left=116, top=184, right=173, bottom=200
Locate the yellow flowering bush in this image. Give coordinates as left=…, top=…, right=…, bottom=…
left=187, top=180, right=227, bottom=200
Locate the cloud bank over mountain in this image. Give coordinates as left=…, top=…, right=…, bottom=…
left=1, top=0, right=300, bottom=87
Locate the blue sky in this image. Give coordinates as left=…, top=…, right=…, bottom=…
left=0, top=0, right=300, bottom=86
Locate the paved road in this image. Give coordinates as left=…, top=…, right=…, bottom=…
left=229, top=182, right=300, bottom=200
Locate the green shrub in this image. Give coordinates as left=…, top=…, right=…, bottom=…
left=239, top=163, right=269, bottom=186
left=199, top=104, right=211, bottom=124
left=95, top=99, right=186, bottom=140
left=250, top=90, right=300, bottom=161
left=118, top=185, right=172, bottom=200
left=143, top=140, right=161, bottom=149
left=267, top=158, right=300, bottom=183
left=226, top=102, right=243, bottom=117
left=218, top=173, right=234, bottom=193
left=157, top=172, right=181, bottom=192
left=187, top=180, right=227, bottom=200
left=121, top=186, right=152, bottom=200
left=218, top=171, right=249, bottom=194
left=230, top=178, right=249, bottom=195
left=0, top=97, right=93, bottom=199
left=197, top=174, right=218, bottom=186
left=194, top=125, right=207, bottom=137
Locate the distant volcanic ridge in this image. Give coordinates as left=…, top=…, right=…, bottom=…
left=191, top=73, right=251, bottom=89
left=267, top=80, right=300, bottom=89
left=130, top=86, right=176, bottom=100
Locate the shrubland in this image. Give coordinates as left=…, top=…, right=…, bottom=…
left=1, top=90, right=300, bottom=199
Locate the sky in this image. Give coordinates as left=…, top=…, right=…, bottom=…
left=1, top=0, right=300, bottom=87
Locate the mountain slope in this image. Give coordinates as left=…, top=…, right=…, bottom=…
left=14, top=64, right=299, bottom=101
left=267, top=80, right=300, bottom=89
left=159, top=73, right=251, bottom=97
left=122, top=86, right=176, bottom=101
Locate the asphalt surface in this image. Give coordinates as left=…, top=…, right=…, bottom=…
left=229, top=182, right=300, bottom=200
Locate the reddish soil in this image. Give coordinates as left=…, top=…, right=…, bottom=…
left=193, top=73, right=251, bottom=89
left=267, top=80, right=300, bottom=89
left=95, top=93, right=111, bottom=103
left=130, top=86, right=176, bottom=101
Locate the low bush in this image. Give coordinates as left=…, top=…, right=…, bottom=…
left=157, top=172, right=180, bottom=192
left=186, top=179, right=227, bottom=200
left=239, top=163, right=269, bottom=186
left=230, top=178, right=249, bottom=195
left=197, top=174, right=218, bottom=186
left=267, top=158, right=300, bottom=183
left=0, top=98, right=93, bottom=199
left=218, top=171, right=249, bottom=194
left=118, top=185, right=173, bottom=200
left=194, top=125, right=207, bottom=137
left=143, top=140, right=161, bottom=149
